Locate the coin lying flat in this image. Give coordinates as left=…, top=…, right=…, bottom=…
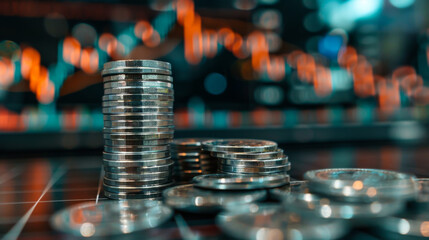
left=104, top=81, right=173, bottom=89
left=193, top=173, right=290, bottom=190
left=284, top=192, right=405, bottom=220
left=217, top=204, right=349, bottom=240
left=219, top=156, right=288, bottom=167
left=103, top=133, right=174, bottom=140
left=104, top=171, right=172, bottom=180
left=102, top=74, right=173, bottom=83
left=102, top=157, right=173, bottom=168
left=105, top=139, right=172, bottom=146
left=304, top=168, right=418, bottom=202
left=103, top=114, right=174, bottom=122
left=103, top=191, right=163, bottom=200
left=163, top=184, right=267, bottom=213
left=104, top=59, right=171, bottom=70
left=103, top=182, right=173, bottom=194
left=104, top=162, right=173, bottom=174
left=103, top=177, right=172, bottom=187
left=103, top=94, right=174, bottom=102
left=104, top=145, right=170, bottom=153
left=104, top=120, right=174, bottom=128
left=103, top=151, right=170, bottom=160
left=220, top=162, right=291, bottom=174
left=50, top=200, right=172, bottom=236
left=102, top=100, right=174, bottom=107
left=103, top=106, right=173, bottom=114
left=101, top=67, right=172, bottom=76
left=104, top=87, right=174, bottom=95
left=202, top=139, right=278, bottom=153
left=211, top=149, right=283, bottom=159
left=269, top=180, right=309, bottom=201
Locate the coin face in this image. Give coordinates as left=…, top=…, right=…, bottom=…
left=50, top=200, right=173, bottom=236
left=202, top=139, right=278, bottom=152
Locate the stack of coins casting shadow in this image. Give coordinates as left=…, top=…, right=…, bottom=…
left=101, top=60, right=174, bottom=200
left=170, top=138, right=217, bottom=183
left=202, top=139, right=291, bottom=177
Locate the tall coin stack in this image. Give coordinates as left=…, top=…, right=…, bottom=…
left=170, top=138, right=217, bottom=183
left=202, top=139, right=291, bottom=177
left=101, top=60, right=175, bottom=200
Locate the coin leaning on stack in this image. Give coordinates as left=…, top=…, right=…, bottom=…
left=170, top=138, right=217, bottom=183
left=102, top=60, right=175, bottom=200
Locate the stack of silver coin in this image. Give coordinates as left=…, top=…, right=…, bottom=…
left=202, top=139, right=291, bottom=176
left=101, top=60, right=175, bottom=200
left=170, top=138, right=217, bottom=182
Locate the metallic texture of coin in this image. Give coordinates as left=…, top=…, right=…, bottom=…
left=163, top=184, right=267, bottom=213
left=103, top=94, right=174, bottom=102
left=50, top=200, right=172, bottom=236
left=102, top=100, right=174, bottom=107
left=217, top=204, right=349, bottom=240
left=102, top=74, right=173, bottom=83
left=202, top=139, right=278, bottom=153
left=284, top=192, right=405, bottom=220
left=103, top=162, right=173, bottom=173
left=219, top=162, right=291, bottom=174
left=219, top=156, right=288, bottom=167
left=104, top=171, right=172, bottom=180
left=104, top=81, right=173, bottom=89
left=101, top=67, right=172, bottom=76
left=104, top=144, right=170, bottom=153
left=104, top=59, right=171, bottom=70
left=304, top=168, right=418, bottom=202
left=269, top=180, right=309, bottom=201
left=211, top=149, right=283, bottom=159
left=193, top=173, right=290, bottom=190
left=102, top=157, right=173, bottom=168
left=104, top=87, right=174, bottom=95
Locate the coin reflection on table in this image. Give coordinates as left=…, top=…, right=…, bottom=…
left=50, top=200, right=173, bottom=237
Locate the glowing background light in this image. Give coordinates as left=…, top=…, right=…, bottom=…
left=389, top=0, right=415, bottom=8
left=204, top=73, right=227, bottom=95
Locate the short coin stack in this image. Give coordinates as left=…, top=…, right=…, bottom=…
left=170, top=138, right=217, bottom=183
left=101, top=59, right=175, bottom=200
left=202, top=139, right=291, bottom=176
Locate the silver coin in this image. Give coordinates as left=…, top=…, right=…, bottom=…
left=103, top=157, right=173, bottom=167
left=103, top=177, right=172, bottom=187
left=101, top=67, right=171, bottom=76
left=103, top=181, right=173, bottom=193
left=103, top=151, right=170, bottom=160
left=102, top=100, right=174, bottom=108
left=269, top=180, right=309, bottom=201
left=103, top=73, right=173, bottom=83
left=193, top=173, right=290, bottom=190
left=212, top=149, right=283, bottom=160
left=103, top=133, right=174, bottom=140
left=104, top=138, right=172, bottom=146
left=103, top=106, right=173, bottom=114
left=202, top=139, right=278, bottom=153
left=171, top=152, right=201, bottom=158
left=219, top=156, right=288, bottom=167
left=104, top=145, right=170, bottom=153
left=103, top=190, right=163, bottom=200
left=103, top=94, right=173, bottom=102
left=217, top=204, right=349, bottom=240
left=104, top=114, right=173, bottom=121
left=104, top=120, right=174, bottom=128
left=170, top=138, right=210, bottom=147
left=304, top=168, right=418, bottom=202
left=104, top=81, right=173, bottom=89
left=104, top=59, right=171, bottom=70
left=104, top=171, right=172, bottom=180
left=284, top=192, right=405, bottom=220
left=163, top=184, right=267, bottom=213
left=50, top=200, right=172, bottom=236
left=104, top=87, right=174, bottom=95
left=104, top=162, right=173, bottom=173
left=103, top=127, right=174, bottom=133
left=220, top=162, right=291, bottom=174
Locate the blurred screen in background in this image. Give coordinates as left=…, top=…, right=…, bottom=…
left=0, top=0, right=428, bottom=150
